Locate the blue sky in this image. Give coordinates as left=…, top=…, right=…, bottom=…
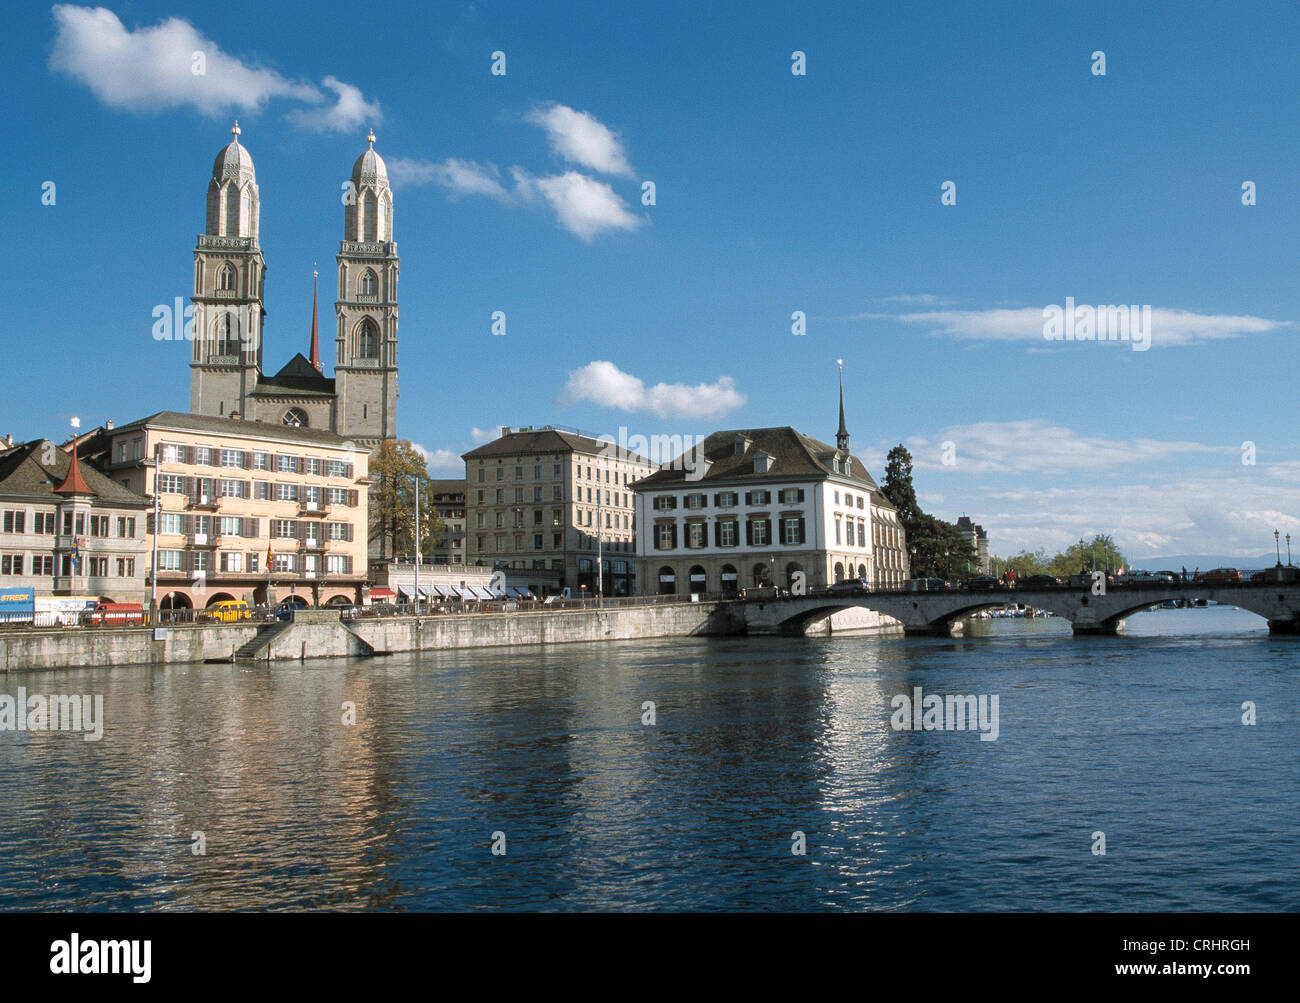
left=5, top=1, right=1299, bottom=559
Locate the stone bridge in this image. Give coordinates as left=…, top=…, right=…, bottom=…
left=741, top=582, right=1300, bottom=636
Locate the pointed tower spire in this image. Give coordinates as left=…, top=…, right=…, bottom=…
left=309, top=266, right=321, bottom=373
left=53, top=418, right=96, bottom=497
left=836, top=359, right=850, bottom=452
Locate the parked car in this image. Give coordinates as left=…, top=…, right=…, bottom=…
left=204, top=600, right=252, bottom=623
left=1023, top=574, right=1061, bottom=588
left=1155, top=571, right=1181, bottom=583
left=963, top=576, right=1000, bottom=590
left=1195, top=567, right=1242, bottom=584
left=1121, top=570, right=1163, bottom=584
left=826, top=578, right=870, bottom=595
left=84, top=602, right=145, bottom=626
left=924, top=577, right=950, bottom=590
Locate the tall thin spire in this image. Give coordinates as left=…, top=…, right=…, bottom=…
left=309, top=266, right=321, bottom=372
left=53, top=417, right=95, bottom=497
left=836, top=359, right=850, bottom=452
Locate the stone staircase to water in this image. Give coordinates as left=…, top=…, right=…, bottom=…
left=230, top=622, right=292, bottom=663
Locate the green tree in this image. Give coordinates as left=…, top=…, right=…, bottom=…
left=1045, top=534, right=1130, bottom=579
left=368, top=440, right=447, bottom=560
left=991, top=548, right=1050, bottom=579
left=881, top=445, right=921, bottom=524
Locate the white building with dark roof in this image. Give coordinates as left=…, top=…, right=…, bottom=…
left=631, top=387, right=908, bottom=595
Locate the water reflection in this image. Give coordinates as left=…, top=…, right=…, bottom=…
left=0, top=607, right=1293, bottom=911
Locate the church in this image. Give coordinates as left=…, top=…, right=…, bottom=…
left=188, top=124, right=399, bottom=452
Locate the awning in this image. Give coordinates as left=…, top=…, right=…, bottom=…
left=470, top=585, right=495, bottom=600
left=454, top=586, right=476, bottom=599
left=433, top=585, right=456, bottom=599
left=419, top=586, right=437, bottom=598
left=398, top=585, right=417, bottom=598
left=721, top=572, right=737, bottom=581
left=659, top=574, right=675, bottom=582
left=690, top=572, right=707, bottom=581
left=369, top=588, right=396, bottom=600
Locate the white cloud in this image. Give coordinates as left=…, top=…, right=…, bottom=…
left=525, top=103, right=632, bottom=176
left=900, top=419, right=1227, bottom=476
left=49, top=6, right=377, bottom=128
left=862, top=305, right=1288, bottom=348
left=285, top=75, right=380, bottom=134
left=387, top=156, right=512, bottom=201
left=870, top=294, right=955, bottom=306
left=470, top=426, right=502, bottom=444
left=557, top=361, right=746, bottom=420
left=512, top=168, right=641, bottom=241
left=409, top=443, right=464, bottom=474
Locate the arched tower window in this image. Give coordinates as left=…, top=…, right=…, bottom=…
left=215, top=313, right=239, bottom=356
left=357, top=319, right=380, bottom=359
left=379, top=193, right=392, bottom=241
left=359, top=269, right=377, bottom=297
left=218, top=264, right=236, bottom=291
left=224, top=183, right=239, bottom=236
left=283, top=408, right=308, bottom=428
left=362, top=191, right=379, bottom=242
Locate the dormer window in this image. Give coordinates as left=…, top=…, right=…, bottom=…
left=845, top=457, right=852, bottom=476
left=753, top=451, right=774, bottom=474
left=733, top=434, right=751, bottom=456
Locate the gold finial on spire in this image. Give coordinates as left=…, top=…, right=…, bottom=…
left=313, top=260, right=318, bottom=279
left=232, top=120, right=241, bottom=141
left=367, top=128, right=376, bottom=148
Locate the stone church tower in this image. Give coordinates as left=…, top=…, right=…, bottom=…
left=190, top=122, right=265, bottom=419
left=335, top=130, right=399, bottom=451
left=188, top=127, right=398, bottom=450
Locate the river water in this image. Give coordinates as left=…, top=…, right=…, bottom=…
left=0, top=606, right=1295, bottom=911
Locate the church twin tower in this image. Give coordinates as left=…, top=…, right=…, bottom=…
left=189, top=124, right=399, bottom=451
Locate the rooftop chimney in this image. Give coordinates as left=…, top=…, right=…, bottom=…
left=105, top=419, right=114, bottom=431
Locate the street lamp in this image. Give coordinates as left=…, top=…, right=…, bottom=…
left=1288, top=534, right=1293, bottom=566
left=147, top=443, right=160, bottom=626
left=413, top=473, right=421, bottom=614
left=1274, top=529, right=1281, bottom=566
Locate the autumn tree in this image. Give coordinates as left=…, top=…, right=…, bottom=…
left=367, top=439, right=447, bottom=560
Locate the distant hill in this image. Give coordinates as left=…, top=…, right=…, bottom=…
left=1128, top=554, right=1278, bottom=572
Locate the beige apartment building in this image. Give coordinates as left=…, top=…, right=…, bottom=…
left=462, top=427, right=656, bottom=596
left=102, top=411, right=370, bottom=610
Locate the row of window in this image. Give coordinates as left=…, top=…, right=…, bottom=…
left=149, top=446, right=355, bottom=478
left=4, top=512, right=138, bottom=538
left=0, top=555, right=135, bottom=577
left=474, top=460, right=646, bottom=486
left=156, top=475, right=359, bottom=506
left=654, top=517, right=807, bottom=550
left=156, top=550, right=354, bottom=575
left=153, top=514, right=354, bottom=542
left=473, top=535, right=635, bottom=554
left=652, top=488, right=806, bottom=511
left=833, top=517, right=869, bottom=549
left=474, top=508, right=632, bottom=532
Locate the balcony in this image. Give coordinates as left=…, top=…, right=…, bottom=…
left=191, top=496, right=221, bottom=511
left=189, top=533, right=214, bottom=547
left=298, top=501, right=330, bottom=517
